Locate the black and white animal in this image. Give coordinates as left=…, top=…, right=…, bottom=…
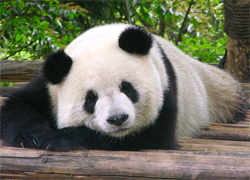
left=0, top=24, right=246, bottom=151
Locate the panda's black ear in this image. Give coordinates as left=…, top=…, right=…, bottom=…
left=118, top=26, right=152, bottom=55
left=42, top=49, right=73, bottom=84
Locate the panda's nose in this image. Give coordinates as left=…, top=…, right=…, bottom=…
left=107, top=114, right=129, bottom=126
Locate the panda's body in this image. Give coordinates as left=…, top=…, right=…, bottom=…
left=154, top=35, right=246, bottom=139
left=0, top=24, right=246, bottom=151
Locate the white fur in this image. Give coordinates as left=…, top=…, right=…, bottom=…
left=49, top=23, right=242, bottom=140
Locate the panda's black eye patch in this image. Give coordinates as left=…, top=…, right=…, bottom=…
left=84, top=90, right=98, bottom=114
left=120, top=81, right=139, bottom=103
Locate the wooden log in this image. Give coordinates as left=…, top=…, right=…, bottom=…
left=180, top=138, right=250, bottom=152
left=238, top=121, right=250, bottom=125
left=209, top=123, right=250, bottom=128
left=200, top=123, right=250, bottom=141
left=0, top=147, right=250, bottom=179
left=241, top=83, right=250, bottom=91
left=0, top=60, right=43, bottom=82
left=246, top=111, right=250, bottom=120
left=182, top=138, right=250, bottom=147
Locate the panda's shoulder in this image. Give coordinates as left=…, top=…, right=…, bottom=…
left=4, top=75, right=49, bottom=108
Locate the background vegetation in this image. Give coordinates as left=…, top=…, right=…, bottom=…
left=1, top=0, right=226, bottom=63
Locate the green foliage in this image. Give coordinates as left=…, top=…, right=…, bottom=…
left=1, top=0, right=87, bottom=60
left=130, top=0, right=226, bottom=63
left=71, top=1, right=127, bottom=23
left=1, top=82, right=15, bottom=87
left=0, top=0, right=226, bottom=63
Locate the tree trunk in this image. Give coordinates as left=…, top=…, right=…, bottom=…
left=225, top=37, right=250, bottom=82
left=223, top=0, right=250, bottom=82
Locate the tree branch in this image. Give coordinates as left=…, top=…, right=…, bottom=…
left=159, top=20, right=166, bottom=37
left=3, top=41, right=32, bottom=60
left=175, top=0, right=194, bottom=45
left=134, top=11, right=155, bottom=32
left=124, top=0, right=131, bottom=23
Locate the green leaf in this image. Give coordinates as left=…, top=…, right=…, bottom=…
left=33, top=16, right=40, bottom=23
left=15, top=34, right=22, bottom=42
left=68, top=11, right=74, bottom=20
left=40, top=21, right=49, bottom=27
left=201, top=37, right=207, bottom=44
left=64, top=9, right=70, bottom=17
left=55, top=19, right=62, bottom=28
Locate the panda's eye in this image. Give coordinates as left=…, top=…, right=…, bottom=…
left=84, top=90, right=98, bottom=114
left=120, top=81, right=139, bottom=103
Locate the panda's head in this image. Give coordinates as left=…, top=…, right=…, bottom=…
left=43, top=24, right=168, bottom=137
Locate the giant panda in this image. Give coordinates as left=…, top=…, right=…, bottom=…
left=0, top=23, right=247, bottom=151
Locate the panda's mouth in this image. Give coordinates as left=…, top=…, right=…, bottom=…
left=113, top=127, right=130, bottom=132
left=108, top=127, right=131, bottom=137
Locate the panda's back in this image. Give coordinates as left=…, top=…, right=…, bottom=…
left=154, top=35, right=246, bottom=139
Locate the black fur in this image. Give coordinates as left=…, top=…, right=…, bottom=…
left=120, top=81, right=139, bottom=103
left=0, top=75, right=55, bottom=148
left=118, top=26, right=152, bottom=55
left=43, top=49, right=73, bottom=84
left=84, top=90, right=98, bottom=114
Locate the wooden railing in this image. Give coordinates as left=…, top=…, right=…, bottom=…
left=0, top=60, right=43, bottom=82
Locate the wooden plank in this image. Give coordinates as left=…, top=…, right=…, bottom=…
left=0, top=60, right=43, bottom=82
left=238, top=121, right=250, bottom=125
left=0, top=147, right=250, bottom=179
left=200, top=123, right=250, bottom=141
left=209, top=123, right=250, bottom=128
left=241, top=82, right=250, bottom=91
left=180, top=139, right=250, bottom=152
left=180, top=143, right=250, bottom=153
left=182, top=138, right=250, bottom=147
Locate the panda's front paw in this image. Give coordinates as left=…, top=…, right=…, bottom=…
left=37, top=129, right=85, bottom=151
left=3, top=133, right=37, bottom=149
left=14, top=133, right=39, bottom=148
left=37, top=135, right=71, bottom=151
left=3, top=125, right=52, bottom=149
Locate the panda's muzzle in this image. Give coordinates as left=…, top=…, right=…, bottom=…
left=107, top=114, right=129, bottom=126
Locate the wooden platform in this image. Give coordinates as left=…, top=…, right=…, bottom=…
left=0, top=61, right=250, bottom=179
left=0, top=96, right=249, bottom=179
